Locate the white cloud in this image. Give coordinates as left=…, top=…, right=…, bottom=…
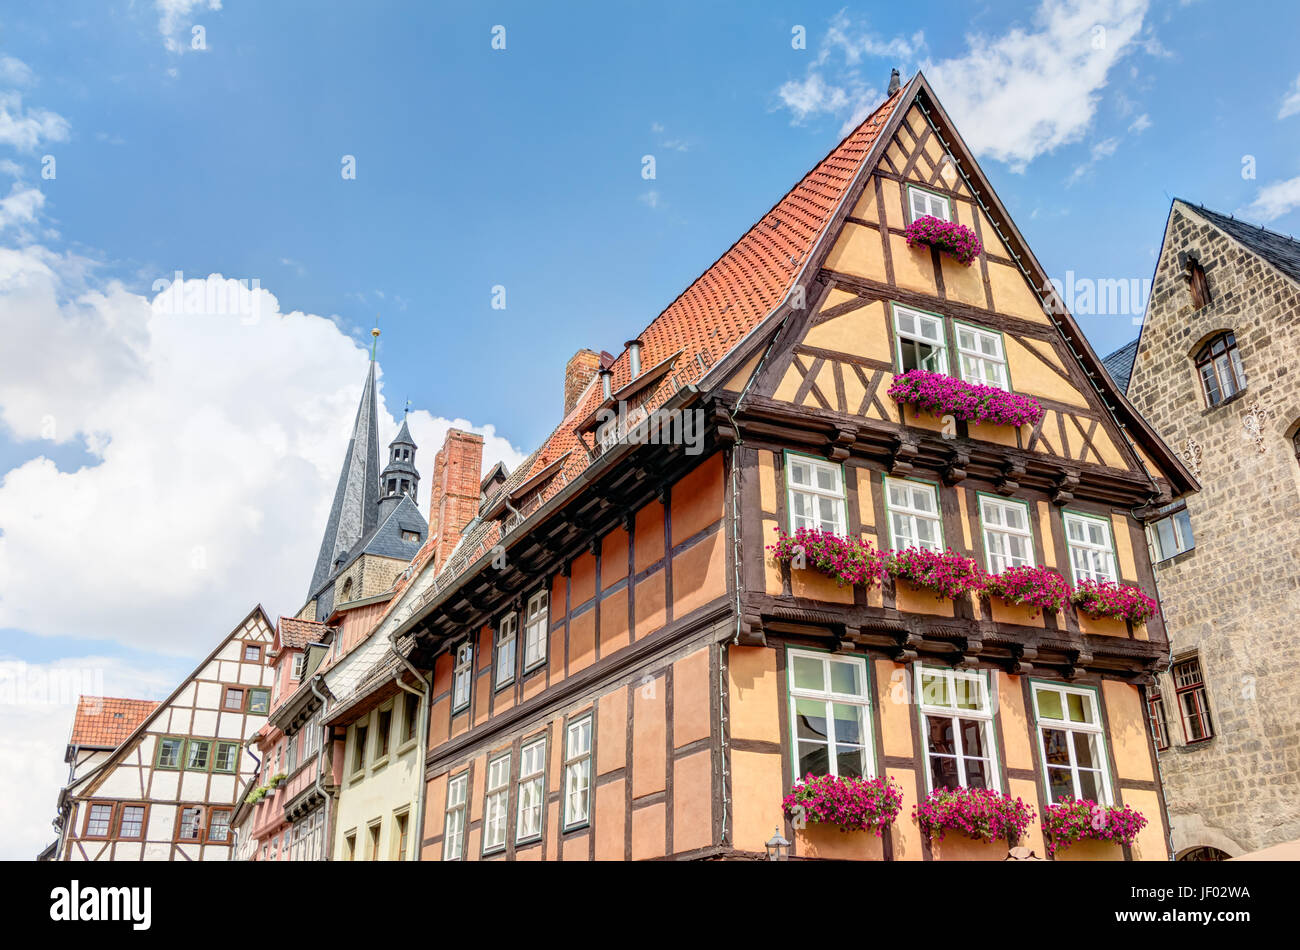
left=777, top=72, right=854, bottom=123
left=0, top=248, right=526, bottom=656
left=0, top=56, right=35, bottom=87
left=156, top=0, right=223, bottom=55
left=923, top=0, right=1150, bottom=171
left=638, top=189, right=661, bottom=209
left=1129, top=113, right=1151, bottom=133
left=1238, top=175, right=1300, bottom=223
left=0, top=182, right=44, bottom=229
left=0, top=90, right=71, bottom=152
left=1280, top=73, right=1300, bottom=119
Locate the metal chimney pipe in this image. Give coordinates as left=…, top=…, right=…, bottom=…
left=626, top=339, right=643, bottom=379
left=599, top=368, right=613, bottom=400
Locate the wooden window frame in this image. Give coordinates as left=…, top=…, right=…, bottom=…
left=914, top=663, right=1001, bottom=794
left=1194, top=332, right=1246, bottom=408
left=978, top=493, right=1035, bottom=574
left=242, top=643, right=263, bottom=663
left=206, top=806, right=233, bottom=845
left=392, top=808, right=410, bottom=861
left=221, top=686, right=246, bottom=712
left=563, top=715, right=594, bottom=832
left=1061, top=510, right=1118, bottom=585
left=246, top=687, right=271, bottom=715
left=443, top=771, right=469, bottom=861
left=482, top=750, right=512, bottom=855
left=184, top=738, right=213, bottom=772
left=375, top=704, right=394, bottom=762
left=783, top=450, right=848, bottom=536
left=290, top=653, right=306, bottom=681
left=515, top=735, right=547, bottom=845
left=883, top=474, right=944, bottom=553
left=953, top=320, right=1011, bottom=390
left=351, top=722, right=369, bottom=776
left=452, top=642, right=473, bottom=714
left=116, top=802, right=149, bottom=840
left=154, top=735, right=186, bottom=770
left=906, top=183, right=952, bottom=224
left=786, top=646, right=875, bottom=783
left=891, top=302, right=950, bottom=375
left=523, top=589, right=549, bottom=672
left=82, top=801, right=116, bottom=840
left=174, top=805, right=205, bottom=843
left=1147, top=687, right=1170, bottom=752
left=367, top=818, right=383, bottom=861
left=495, top=612, right=518, bottom=689
left=1173, top=657, right=1214, bottom=744
left=1030, top=680, right=1114, bottom=806
left=400, top=691, right=420, bottom=746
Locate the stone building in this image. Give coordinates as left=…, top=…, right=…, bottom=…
left=1113, top=199, right=1300, bottom=858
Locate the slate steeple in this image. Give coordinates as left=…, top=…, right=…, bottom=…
left=378, top=413, right=419, bottom=523
left=307, top=344, right=382, bottom=599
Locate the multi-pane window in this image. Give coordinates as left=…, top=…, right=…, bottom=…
left=443, top=773, right=468, bottom=861
left=394, top=811, right=409, bottom=861
left=893, top=304, right=948, bottom=374
left=787, top=649, right=873, bottom=779
left=1149, top=508, right=1194, bottom=562
left=516, top=737, right=546, bottom=843
left=185, top=739, right=211, bottom=771
left=1173, top=657, right=1214, bottom=743
left=287, top=734, right=298, bottom=773
left=119, top=805, right=145, bottom=839
left=291, top=653, right=306, bottom=681
left=786, top=454, right=846, bottom=535
left=156, top=736, right=185, bottom=769
left=980, top=496, right=1033, bottom=573
left=376, top=708, right=393, bottom=759
left=243, top=644, right=262, bottom=662
left=482, top=752, right=511, bottom=853
left=1032, top=683, right=1112, bottom=805
left=1195, top=332, right=1246, bottom=408
left=178, top=807, right=204, bottom=841
left=208, top=809, right=231, bottom=843
left=1148, top=687, right=1170, bottom=752
left=1063, top=512, right=1118, bottom=584
left=885, top=476, right=943, bottom=552
left=523, top=590, right=549, bottom=669
left=213, top=741, right=239, bottom=773
left=85, top=803, right=113, bottom=837
left=247, top=688, right=271, bottom=714
left=495, top=613, right=517, bottom=688
left=908, top=185, right=951, bottom=222
left=402, top=692, right=420, bottom=744
left=563, top=715, right=593, bottom=829
left=955, top=323, right=1009, bottom=389
left=223, top=688, right=245, bottom=711
left=352, top=724, right=368, bottom=773
left=452, top=643, right=473, bottom=713
left=917, top=665, right=999, bottom=792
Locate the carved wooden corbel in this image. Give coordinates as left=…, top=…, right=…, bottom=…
left=737, top=613, right=766, bottom=647
left=1003, top=643, right=1037, bottom=676
left=1050, top=469, right=1080, bottom=507
left=942, top=447, right=971, bottom=485
left=888, top=434, right=920, bottom=475
left=882, top=628, right=921, bottom=663
left=995, top=460, right=1025, bottom=496
left=1061, top=646, right=1092, bottom=680
left=827, top=425, right=858, bottom=462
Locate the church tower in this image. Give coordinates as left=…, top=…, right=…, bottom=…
left=378, top=415, right=419, bottom=523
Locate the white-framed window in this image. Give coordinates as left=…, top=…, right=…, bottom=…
left=916, top=664, right=999, bottom=792
left=452, top=642, right=473, bottom=713
left=1148, top=508, right=1194, bottom=562
left=785, top=453, right=847, bottom=535
left=482, top=752, right=511, bottom=854
left=1063, top=511, right=1118, bottom=584
left=516, top=737, right=546, bottom=843
left=955, top=323, right=1009, bottom=389
left=786, top=649, right=874, bottom=780
left=495, top=613, right=517, bottom=688
left=892, top=304, right=948, bottom=374
left=908, top=184, right=951, bottom=223
left=291, top=653, right=305, bottom=681
left=979, top=495, right=1034, bottom=573
left=523, top=590, right=548, bottom=670
left=443, top=773, right=468, bottom=861
left=884, top=476, right=943, bottom=552
left=563, top=715, right=593, bottom=829
left=1032, top=682, right=1113, bottom=805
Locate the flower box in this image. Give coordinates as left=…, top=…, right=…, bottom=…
left=886, top=547, right=983, bottom=602
left=914, top=786, right=1036, bottom=846
left=1042, top=798, right=1147, bottom=858
left=782, top=774, right=903, bottom=835
left=905, top=215, right=983, bottom=265
left=769, top=527, right=885, bottom=589
left=1070, top=580, right=1158, bottom=625
left=983, top=565, right=1071, bottom=617
left=888, top=370, right=1044, bottom=428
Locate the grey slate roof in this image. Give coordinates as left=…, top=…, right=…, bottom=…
left=1101, top=338, right=1139, bottom=395
left=391, top=417, right=416, bottom=448
left=1187, top=202, right=1300, bottom=285
left=308, top=360, right=381, bottom=598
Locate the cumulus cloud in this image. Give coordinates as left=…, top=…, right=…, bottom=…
left=1238, top=175, right=1300, bottom=223
left=1280, top=73, right=1300, bottom=119
left=0, top=89, right=71, bottom=152
left=0, top=250, right=526, bottom=656
left=156, top=0, right=223, bottom=55
left=0, top=182, right=45, bottom=229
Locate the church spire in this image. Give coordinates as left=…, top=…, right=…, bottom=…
left=378, top=411, right=419, bottom=523
left=307, top=351, right=382, bottom=599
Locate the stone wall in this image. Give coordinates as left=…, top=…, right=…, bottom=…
left=1127, top=202, right=1300, bottom=855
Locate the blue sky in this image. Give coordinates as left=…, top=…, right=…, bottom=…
left=0, top=0, right=1298, bottom=856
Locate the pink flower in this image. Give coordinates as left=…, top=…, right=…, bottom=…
left=984, top=565, right=1071, bottom=615
left=888, top=370, right=1044, bottom=428
left=768, top=527, right=886, bottom=588
left=885, top=546, right=983, bottom=601
left=782, top=774, right=904, bottom=835
left=1070, top=579, right=1158, bottom=624
left=1042, top=798, right=1148, bottom=857
left=913, top=786, right=1036, bottom=844
left=904, top=215, right=983, bottom=265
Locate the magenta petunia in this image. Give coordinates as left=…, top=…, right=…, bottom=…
left=904, top=215, right=983, bottom=265
left=888, top=369, right=1045, bottom=428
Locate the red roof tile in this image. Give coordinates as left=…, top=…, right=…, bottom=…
left=69, top=696, right=159, bottom=749
left=277, top=616, right=330, bottom=650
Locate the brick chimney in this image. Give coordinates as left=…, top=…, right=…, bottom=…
left=427, top=428, right=484, bottom=570
left=564, top=349, right=601, bottom=417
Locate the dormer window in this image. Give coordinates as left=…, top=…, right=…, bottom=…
left=908, top=185, right=951, bottom=223
left=1194, top=332, right=1245, bottom=407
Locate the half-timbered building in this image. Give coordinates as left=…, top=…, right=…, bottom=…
left=53, top=606, right=276, bottom=861
left=395, top=71, right=1195, bottom=861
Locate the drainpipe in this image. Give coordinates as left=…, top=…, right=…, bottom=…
left=233, top=736, right=263, bottom=860
left=309, top=676, right=333, bottom=860
left=391, top=630, right=431, bottom=862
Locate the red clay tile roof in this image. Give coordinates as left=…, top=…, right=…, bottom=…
left=69, top=696, right=159, bottom=749
left=278, top=616, right=330, bottom=650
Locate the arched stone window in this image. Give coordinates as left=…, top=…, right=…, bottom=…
left=1194, top=332, right=1246, bottom=407
left=340, top=577, right=353, bottom=602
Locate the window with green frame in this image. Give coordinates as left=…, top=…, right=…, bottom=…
left=915, top=664, right=999, bottom=793
left=978, top=494, right=1034, bottom=573
left=954, top=322, right=1010, bottom=389
left=787, top=648, right=874, bottom=780
left=155, top=736, right=185, bottom=769
left=247, top=688, right=271, bottom=715
left=784, top=452, right=847, bottom=535
left=184, top=738, right=212, bottom=771
left=1031, top=681, right=1113, bottom=805
left=883, top=475, right=943, bottom=552
left=213, top=740, right=239, bottom=773
left=892, top=304, right=948, bottom=374
left=1062, top=511, right=1118, bottom=584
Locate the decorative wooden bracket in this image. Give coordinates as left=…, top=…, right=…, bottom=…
left=942, top=448, right=971, bottom=485
left=995, top=460, right=1025, bottom=496
left=737, top=613, right=766, bottom=647
left=1003, top=643, right=1037, bottom=676
left=1061, top=646, right=1093, bottom=680
left=882, top=628, right=921, bottom=663
left=713, top=407, right=738, bottom=444
left=953, top=633, right=984, bottom=668
left=827, top=425, right=858, bottom=462
left=888, top=434, right=920, bottom=475
left=1051, top=469, right=1080, bottom=507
